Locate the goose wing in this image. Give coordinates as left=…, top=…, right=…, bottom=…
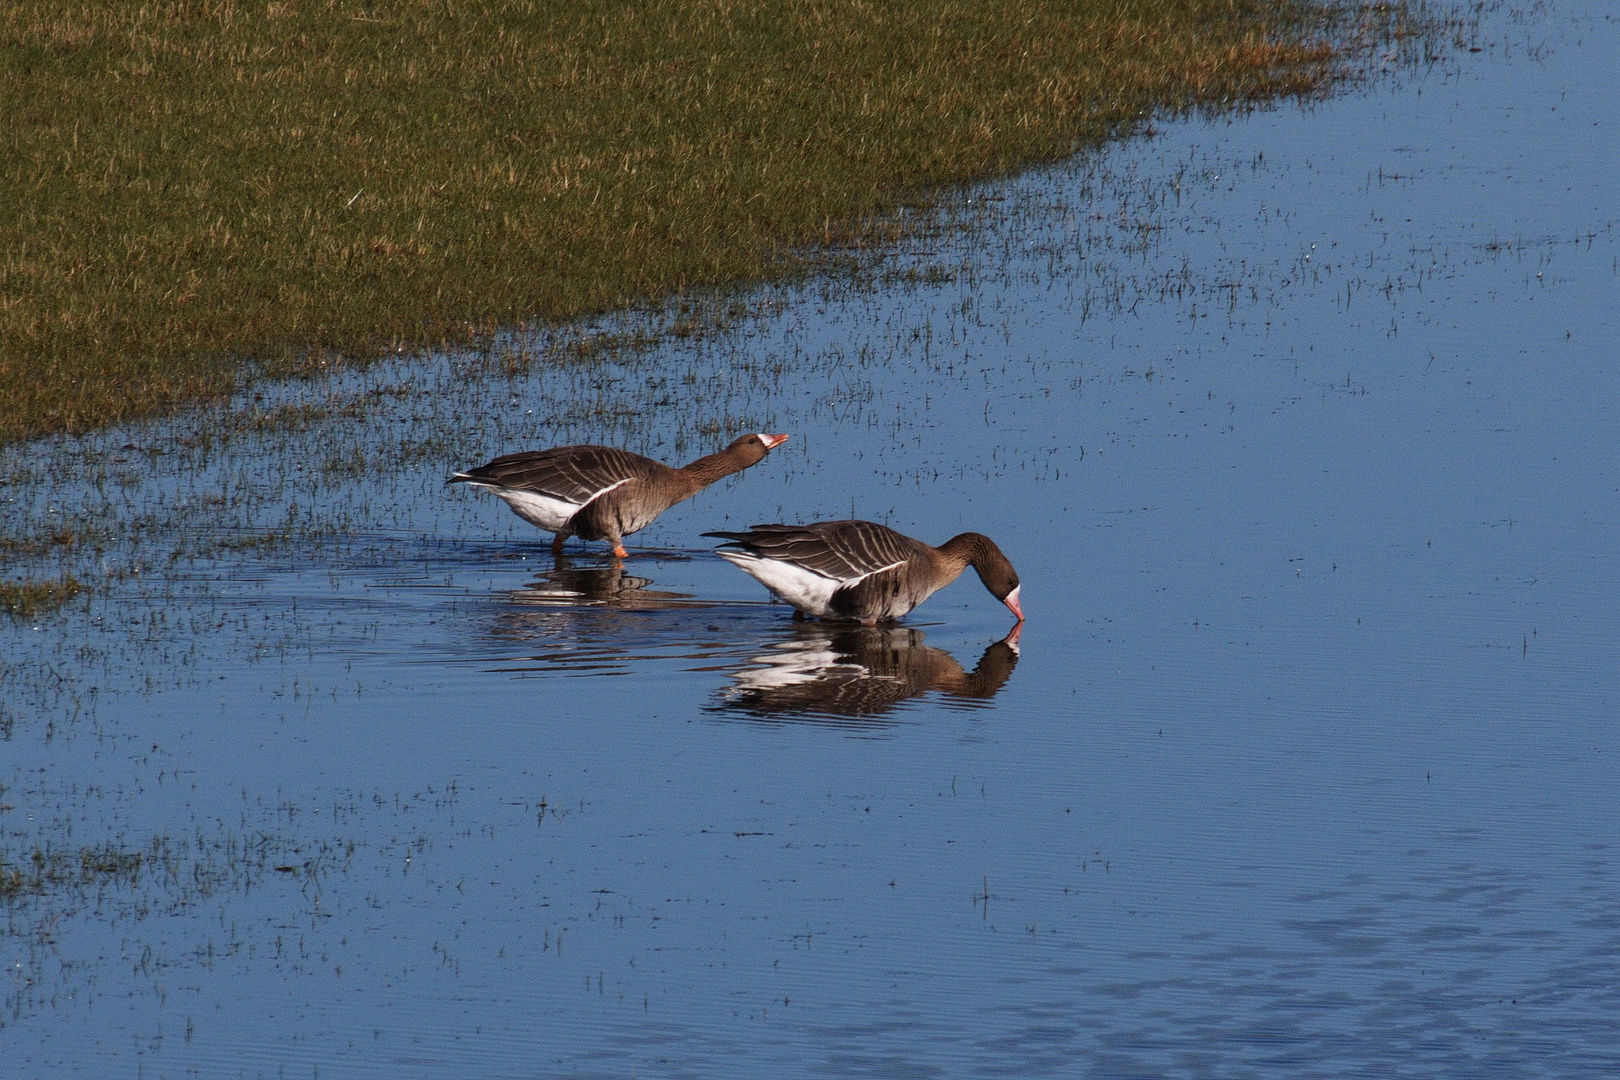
left=705, top=520, right=916, bottom=585
left=450, top=445, right=661, bottom=505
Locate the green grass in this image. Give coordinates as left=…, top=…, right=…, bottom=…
left=2, top=0, right=1418, bottom=441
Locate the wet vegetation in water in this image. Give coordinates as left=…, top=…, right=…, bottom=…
left=1, top=0, right=1448, bottom=440
left=0, top=777, right=465, bottom=1033
left=0, top=576, right=83, bottom=619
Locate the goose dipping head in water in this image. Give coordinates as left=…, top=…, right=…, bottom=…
left=706, top=519, right=1022, bottom=626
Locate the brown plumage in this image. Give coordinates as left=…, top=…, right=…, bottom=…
left=706, top=519, right=1023, bottom=625
left=450, top=433, right=788, bottom=557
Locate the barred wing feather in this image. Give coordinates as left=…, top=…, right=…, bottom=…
left=454, top=445, right=658, bottom=504
left=705, top=521, right=916, bottom=585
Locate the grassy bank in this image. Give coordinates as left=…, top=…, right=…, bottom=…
left=2, top=0, right=1416, bottom=442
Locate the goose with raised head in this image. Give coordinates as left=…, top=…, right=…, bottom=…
left=706, top=519, right=1023, bottom=626
left=450, top=433, right=789, bottom=557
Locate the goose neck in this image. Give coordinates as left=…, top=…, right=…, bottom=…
left=679, top=448, right=750, bottom=486
left=937, top=532, right=992, bottom=572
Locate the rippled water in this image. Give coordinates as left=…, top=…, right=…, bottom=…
left=3, top=3, right=1616, bottom=1076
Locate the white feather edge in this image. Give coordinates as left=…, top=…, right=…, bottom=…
left=715, top=548, right=903, bottom=616
left=461, top=477, right=632, bottom=532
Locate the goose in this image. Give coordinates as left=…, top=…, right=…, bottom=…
left=450, top=434, right=789, bottom=557
left=706, top=519, right=1022, bottom=625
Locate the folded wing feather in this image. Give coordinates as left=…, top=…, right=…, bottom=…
left=454, top=446, right=659, bottom=505
left=707, top=521, right=915, bottom=583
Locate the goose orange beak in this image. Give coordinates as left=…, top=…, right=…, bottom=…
left=759, top=433, right=791, bottom=450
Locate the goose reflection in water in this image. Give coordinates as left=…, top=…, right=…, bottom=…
left=480, top=557, right=748, bottom=678
left=506, top=556, right=700, bottom=611
left=715, top=623, right=1020, bottom=727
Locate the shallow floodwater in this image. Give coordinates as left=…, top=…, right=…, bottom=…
left=3, top=4, right=1617, bottom=1076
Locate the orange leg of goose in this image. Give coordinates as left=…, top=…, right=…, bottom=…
left=611, top=544, right=629, bottom=559
left=551, top=534, right=566, bottom=557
